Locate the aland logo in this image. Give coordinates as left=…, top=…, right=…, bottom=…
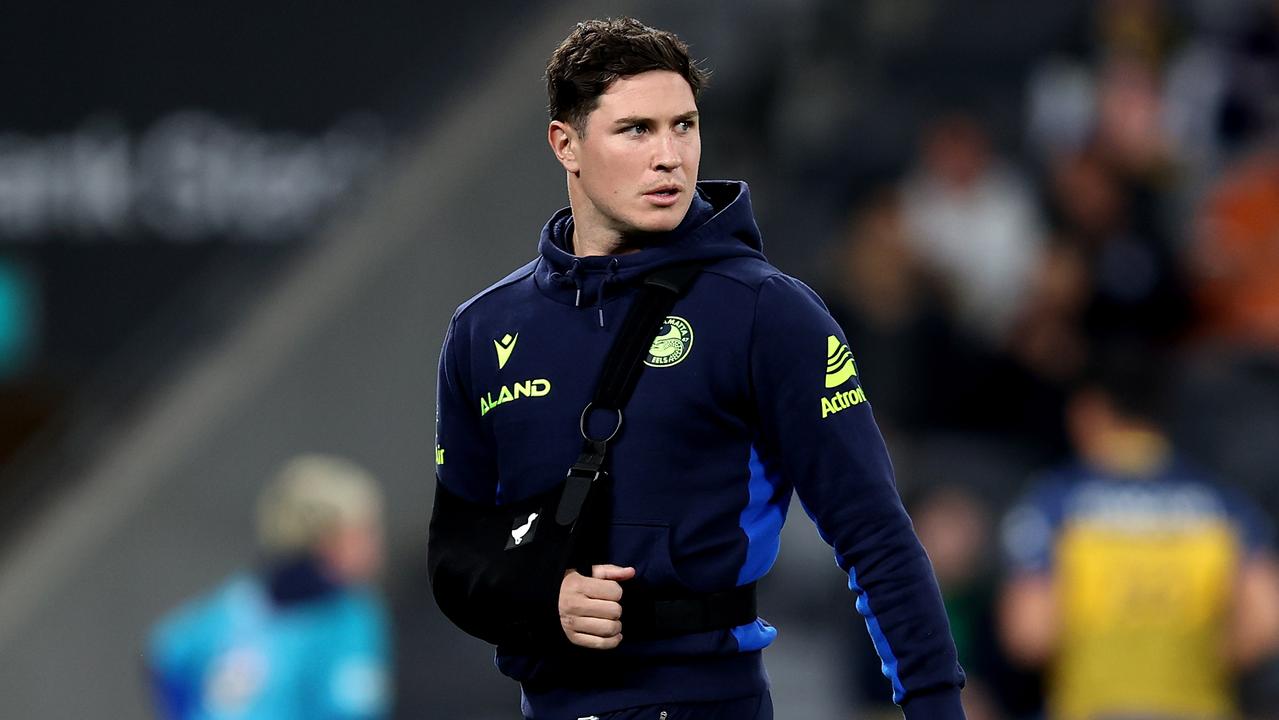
left=645, top=316, right=693, bottom=367
left=825, top=335, right=857, bottom=388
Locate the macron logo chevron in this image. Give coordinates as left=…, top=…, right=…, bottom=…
left=825, top=335, right=857, bottom=388
left=494, top=333, right=518, bottom=370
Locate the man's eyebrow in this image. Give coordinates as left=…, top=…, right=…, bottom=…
left=611, top=111, right=700, bottom=126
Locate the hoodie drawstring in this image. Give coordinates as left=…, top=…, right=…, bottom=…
left=597, top=259, right=620, bottom=327
left=548, top=259, right=583, bottom=306
left=547, top=257, right=621, bottom=327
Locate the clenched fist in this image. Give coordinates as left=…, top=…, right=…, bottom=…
left=559, top=564, right=636, bottom=649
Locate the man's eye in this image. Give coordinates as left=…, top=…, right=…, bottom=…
left=624, top=125, right=646, bottom=135
left=676, top=121, right=695, bottom=132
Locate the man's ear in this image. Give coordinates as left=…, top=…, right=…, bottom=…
left=548, top=120, right=580, bottom=174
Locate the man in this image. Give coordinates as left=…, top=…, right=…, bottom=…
left=148, top=455, right=390, bottom=719
left=999, top=352, right=1279, bottom=719
left=430, top=18, right=964, bottom=719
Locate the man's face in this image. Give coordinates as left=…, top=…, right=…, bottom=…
left=555, top=70, right=701, bottom=237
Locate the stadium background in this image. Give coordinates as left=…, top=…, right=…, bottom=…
left=2, top=0, right=1278, bottom=717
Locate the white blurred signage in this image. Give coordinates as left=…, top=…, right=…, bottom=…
left=0, top=111, right=384, bottom=242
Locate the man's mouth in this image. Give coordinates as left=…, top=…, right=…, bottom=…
left=644, top=185, right=682, bottom=206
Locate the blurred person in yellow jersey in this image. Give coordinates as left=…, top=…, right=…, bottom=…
left=998, top=346, right=1279, bottom=719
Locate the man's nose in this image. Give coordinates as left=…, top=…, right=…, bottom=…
left=653, top=133, right=682, bottom=171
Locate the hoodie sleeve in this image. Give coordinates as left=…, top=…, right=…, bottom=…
left=749, top=275, right=965, bottom=718
left=434, top=315, right=499, bottom=503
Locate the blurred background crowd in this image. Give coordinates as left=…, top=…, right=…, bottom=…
left=2, top=0, right=1279, bottom=718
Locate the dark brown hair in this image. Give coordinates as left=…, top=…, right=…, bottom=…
left=545, top=17, right=708, bottom=133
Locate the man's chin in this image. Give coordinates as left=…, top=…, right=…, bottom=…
left=631, top=204, right=692, bottom=234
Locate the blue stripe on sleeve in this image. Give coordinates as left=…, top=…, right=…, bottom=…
left=729, top=447, right=788, bottom=654
left=737, top=446, right=787, bottom=584
left=849, top=566, right=906, bottom=702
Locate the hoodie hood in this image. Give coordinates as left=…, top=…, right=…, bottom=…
left=535, top=180, right=765, bottom=325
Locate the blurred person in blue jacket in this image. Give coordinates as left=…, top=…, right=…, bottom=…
left=147, top=454, right=390, bottom=720
left=998, top=348, right=1279, bottom=720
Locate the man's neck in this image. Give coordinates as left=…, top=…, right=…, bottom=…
left=565, top=179, right=645, bottom=257
left=570, top=222, right=632, bottom=257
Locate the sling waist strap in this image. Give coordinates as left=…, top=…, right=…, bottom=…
left=621, top=582, right=757, bottom=640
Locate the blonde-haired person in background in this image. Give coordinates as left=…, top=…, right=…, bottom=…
left=147, top=455, right=390, bottom=720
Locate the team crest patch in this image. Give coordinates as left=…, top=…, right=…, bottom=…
left=645, top=316, right=693, bottom=367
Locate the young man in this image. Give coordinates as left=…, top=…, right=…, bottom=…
left=430, top=17, right=964, bottom=719
left=148, top=455, right=390, bottom=720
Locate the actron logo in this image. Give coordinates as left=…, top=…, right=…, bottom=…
left=821, top=386, right=867, bottom=419
left=825, top=335, right=857, bottom=388
left=821, top=335, right=865, bottom=419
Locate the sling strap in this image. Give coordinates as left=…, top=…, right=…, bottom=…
left=621, top=582, right=759, bottom=641
left=556, top=262, right=759, bottom=639
left=594, top=262, right=703, bottom=409
left=555, top=262, right=705, bottom=530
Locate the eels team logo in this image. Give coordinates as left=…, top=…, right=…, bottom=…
left=644, top=316, right=693, bottom=368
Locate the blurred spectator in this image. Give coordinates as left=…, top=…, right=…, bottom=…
left=1212, top=0, right=1279, bottom=154
left=146, top=455, right=390, bottom=720
left=1039, top=141, right=1191, bottom=349
left=1095, top=53, right=1174, bottom=177
left=1095, top=0, right=1180, bottom=68
left=1005, top=239, right=1090, bottom=386
left=1191, top=143, right=1279, bottom=349
left=908, top=485, right=1003, bottom=720
left=823, top=188, right=954, bottom=432
left=998, top=348, right=1279, bottom=719
left=1165, top=0, right=1279, bottom=221
left=1175, top=143, right=1279, bottom=535
left=1027, top=0, right=1183, bottom=163
left=900, top=113, right=1047, bottom=346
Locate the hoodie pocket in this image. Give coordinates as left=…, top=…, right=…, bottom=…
left=608, top=521, right=687, bottom=591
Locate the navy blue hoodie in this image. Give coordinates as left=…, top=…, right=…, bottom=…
left=434, top=181, right=964, bottom=718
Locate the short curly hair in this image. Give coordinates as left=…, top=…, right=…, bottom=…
left=545, top=17, right=709, bottom=133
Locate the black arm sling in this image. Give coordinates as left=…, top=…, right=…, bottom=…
left=428, top=263, right=756, bottom=651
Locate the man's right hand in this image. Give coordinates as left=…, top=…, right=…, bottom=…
left=559, top=564, right=636, bottom=649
